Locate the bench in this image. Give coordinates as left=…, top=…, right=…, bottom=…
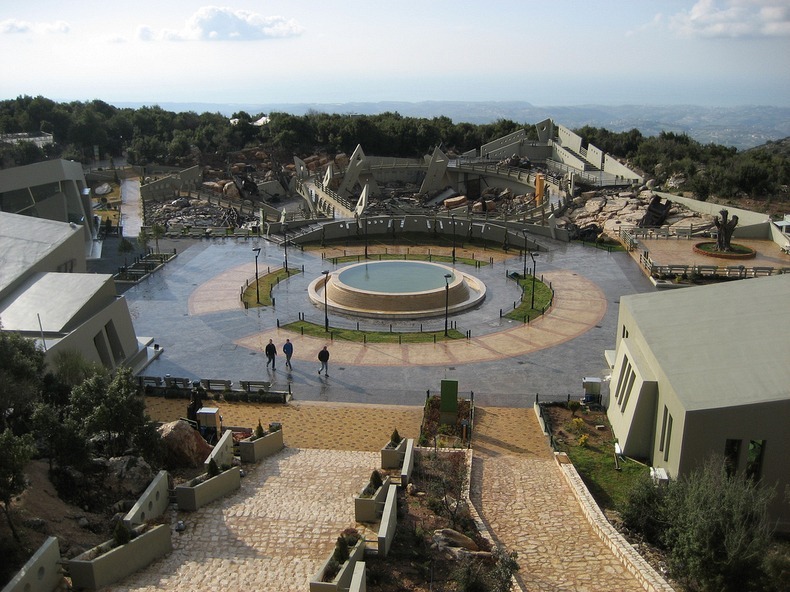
left=239, top=380, right=271, bottom=393
left=208, top=227, right=231, bottom=237
left=137, top=376, right=163, bottom=388
left=725, top=266, right=745, bottom=278
left=200, top=379, right=232, bottom=392
left=164, top=376, right=192, bottom=389
left=675, top=227, right=693, bottom=239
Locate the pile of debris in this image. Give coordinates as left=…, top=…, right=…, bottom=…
left=144, top=197, right=257, bottom=229
left=556, top=189, right=716, bottom=241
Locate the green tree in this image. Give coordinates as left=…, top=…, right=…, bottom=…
left=0, top=331, right=45, bottom=431
left=68, top=367, right=148, bottom=457
left=0, top=428, right=35, bottom=541
left=151, top=223, right=165, bottom=254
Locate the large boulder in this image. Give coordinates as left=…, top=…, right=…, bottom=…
left=106, top=456, right=155, bottom=497
left=158, top=420, right=213, bottom=468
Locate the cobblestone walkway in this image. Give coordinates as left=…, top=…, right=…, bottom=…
left=106, top=449, right=378, bottom=592
left=470, top=407, right=644, bottom=592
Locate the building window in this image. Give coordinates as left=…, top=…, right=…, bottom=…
left=663, top=414, right=673, bottom=462
left=621, top=325, right=629, bottom=339
left=745, top=440, right=765, bottom=482
left=615, top=357, right=633, bottom=409
left=620, top=366, right=636, bottom=412
left=724, top=439, right=741, bottom=477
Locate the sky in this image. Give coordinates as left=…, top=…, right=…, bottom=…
left=1, top=0, right=789, bottom=108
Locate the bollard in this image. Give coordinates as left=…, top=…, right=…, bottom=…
left=301, top=327, right=304, bottom=335
left=390, top=324, right=393, bottom=333
left=363, top=334, right=366, bottom=344
left=433, top=334, right=436, bottom=343
left=356, top=322, right=359, bottom=331
left=420, top=323, right=423, bottom=332
left=399, top=335, right=402, bottom=344
left=277, top=319, right=280, bottom=328
left=500, top=308, right=502, bottom=317
left=272, top=297, right=275, bottom=307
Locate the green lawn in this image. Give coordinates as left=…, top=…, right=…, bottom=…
left=563, top=442, right=646, bottom=511
left=282, top=320, right=466, bottom=343
left=503, top=277, right=554, bottom=322
left=242, top=268, right=301, bottom=307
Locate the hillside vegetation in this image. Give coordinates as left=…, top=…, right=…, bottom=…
left=1, top=95, right=788, bottom=214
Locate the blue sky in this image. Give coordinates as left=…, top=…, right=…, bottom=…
left=1, top=0, right=789, bottom=107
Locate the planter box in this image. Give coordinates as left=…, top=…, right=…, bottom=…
left=238, top=429, right=284, bottom=463
left=69, top=524, right=172, bottom=591
left=354, top=475, right=391, bottom=522
left=175, top=466, right=241, bottom=511
left=380, top=439, right=407, bottom=469
left=309, top=539, right=366, bottom=592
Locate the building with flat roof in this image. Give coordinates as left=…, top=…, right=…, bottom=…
left=0, top=211, right=157, bottom=373
left=0, top=159, right=96, bottom=243
left=605, top=274, right=790, bottom=531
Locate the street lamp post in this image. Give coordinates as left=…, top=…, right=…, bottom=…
left=364, top=217, right=368, bottom=259
left=322, top=270, right=330, bottom=331
left=530, top=251, right=540, bottom=310
left=282, top=222, right=288, bottom=273
left=252, top=247, right=261, bottom=304
left=451, top=214, right=456, bottom=264
left=444, top=273, right=452, bottom=336
left=522, top=229, right=528, bottom=278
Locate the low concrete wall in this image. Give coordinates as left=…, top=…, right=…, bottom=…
left=377, top=485, right=399, bottom=558
left=1, top=537, right=62, bottom=592
left=309, top=539, right=366, bottom=592
left=175, top=466, right=241, bottom=512
left=400, top=439, right=415, bottom=485
left=123, top=470, right=170, bottom=528
left=380, top=439, right=407, bottom=469
left=349, top=562, right=367, bottom=592
left=204, top=429, right=234, bottom=471
left=354, top=476, right=391, bottom=523
left=238, top=429, right=284, bottom=463
left=69, top=524, right=172, bottom=592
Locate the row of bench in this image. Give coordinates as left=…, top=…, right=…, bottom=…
left=163, top=226, right=260, bottom=239
left=137, top=375, right=287, bottom=394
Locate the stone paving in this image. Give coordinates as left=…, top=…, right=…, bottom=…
left=106, top=448, right=379, bottom=592
left=121, top=401, right=650, bottom=592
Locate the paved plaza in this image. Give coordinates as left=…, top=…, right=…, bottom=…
left=122, top=235, right=655, bottom=407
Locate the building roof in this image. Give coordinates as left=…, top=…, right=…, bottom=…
left=0, top=212, right=83, bottom=295
left=622, top=274, right=790, bottom=411
left=0, top=272, right=113, bottom=333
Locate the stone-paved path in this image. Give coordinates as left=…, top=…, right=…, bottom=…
left=106, top=448, right=378, bottom=592
left=471, top=407, right=644, bottom=591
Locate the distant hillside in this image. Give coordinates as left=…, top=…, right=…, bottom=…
left=111, top=100, right=790, bottom=151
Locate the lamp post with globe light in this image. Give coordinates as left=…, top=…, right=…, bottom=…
left=252, top=247, right=261, bottom=304
left=444, top=273, right=452, bottom=336
left=530, top=251, right=539, bottom=310
left=322, top=270, right=330, bottom=331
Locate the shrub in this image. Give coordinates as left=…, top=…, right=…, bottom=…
left=568, top=400, right=581, bottom=416
left=332, top=535, right=350, bottom=564
left=207, top=458, right=219, bottom=478
left=578, top=434, right=589, bottom=447
left=254, top=420, right=265, bottom=439
left=390, top=428, right=401, bottom=445
left=571, top=417, right=585, bottom=434
left=370, top=469, right=383, bottom=490
left=113, top=520, right=132, bottom=546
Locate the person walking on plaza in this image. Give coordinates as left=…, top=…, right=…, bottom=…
left=282, top=338, right=293, bottom=369
left=317, top=345, right=330, bottom=376
left=265, top=339, right=277, bottom=370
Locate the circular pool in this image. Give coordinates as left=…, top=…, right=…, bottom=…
left=308, top=260, right=486, bottom=318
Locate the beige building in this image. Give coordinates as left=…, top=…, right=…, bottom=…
left=605, top=274, right=790, bottom=531
left=0, top=211, right=156, bottom=374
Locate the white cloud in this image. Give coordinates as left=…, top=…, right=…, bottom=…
left=0, top=19, right=70, bottom=35
left=141, top=6, right=303, bottom=42
left=669, top=0, right=790, bottom=38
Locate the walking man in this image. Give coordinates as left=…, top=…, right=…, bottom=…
left=317, top=345, right=330, bottom=376
left=282, top=338, right=293, bottom=369
left=265, top=339, right=277, bottom=370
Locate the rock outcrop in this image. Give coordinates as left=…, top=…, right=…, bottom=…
left=158, top=420, right=213, bottom=468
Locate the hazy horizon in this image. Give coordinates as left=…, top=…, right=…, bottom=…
left=2, top=1, right=789, bottom=108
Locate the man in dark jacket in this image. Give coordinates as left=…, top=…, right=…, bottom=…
left=318, top=345, right=329, bottom=376
left=265, top=339, right=277, bottom=370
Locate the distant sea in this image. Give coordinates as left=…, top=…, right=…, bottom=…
left=111, top=100, right=790, bottom=151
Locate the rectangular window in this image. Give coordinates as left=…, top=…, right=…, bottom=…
left=615, top=358, right=632, bottom=408
left=663, top=414, right=673, bottom=462
left=724, top=439, right=741, bottom=477
left=621, top=325, right=629, bottom=339
left=620, top=367, right=636, bottom=412
left=659, top=406, right=669, bottom=452
left=745, top=440, right=765, bottom=481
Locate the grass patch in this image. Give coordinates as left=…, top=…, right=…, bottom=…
left=503, top=277, right=554, bottom=321
left=563, top=442, right=645, bottom=511
left=329, top=252, right=486, bottom=267
left=283, top=320, right=466, bottom=343
left=242, top=268, right=301, bottom=307
left=573, top=239, right=626, bottom=252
